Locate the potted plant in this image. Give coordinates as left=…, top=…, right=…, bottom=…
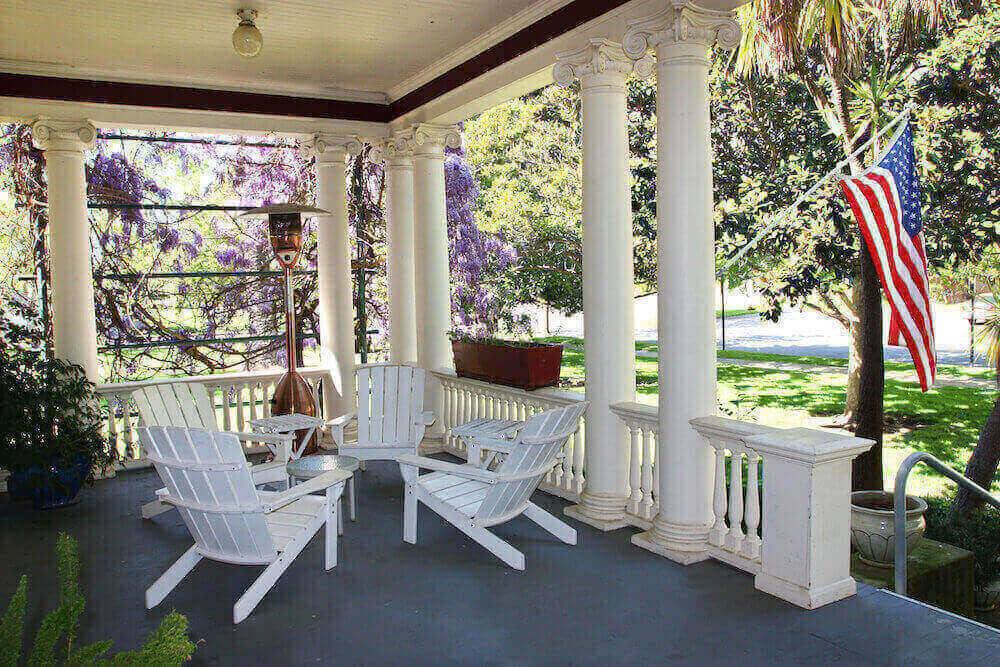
left=850, top=490, right=928, bottom=568
left=450, top=332, right=563, bottom=391
left=923, top=495, right=1000, bottom=612
left=0, top=300, right=116, bottom=509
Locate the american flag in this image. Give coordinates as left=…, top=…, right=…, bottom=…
left=838, top=118, right=936, bottom=391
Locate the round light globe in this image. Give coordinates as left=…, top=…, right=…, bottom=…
left=232, top=20, right=262, bottom=58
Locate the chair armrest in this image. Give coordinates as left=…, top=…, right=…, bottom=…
left=415, top=410, right=436, bottom=427
left=231, top=431, right=295, bottom=445
left=465, top=435, right=517, bottom=454
left=325, top=413, right=357, bottom=428
left=396, top=454, right=498, bottom=483
left=261, top=469, right=352, bottom=513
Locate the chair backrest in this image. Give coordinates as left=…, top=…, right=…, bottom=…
left=356, top=364, right=428, bottom=448
left=138, top=426, right=276, bottom=564
left=473, top=402, right=588, bottom=525
left=133, top=382, right=218, bottom=430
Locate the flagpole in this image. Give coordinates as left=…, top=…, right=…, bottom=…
left=718, top=103, right=915, bottom=276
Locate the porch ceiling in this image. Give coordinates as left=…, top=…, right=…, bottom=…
left=0, top=0, right=551, bottom=103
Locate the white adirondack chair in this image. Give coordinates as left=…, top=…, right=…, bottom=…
left=327, top=363, right=436, bottom=461
left=398, top=402, right=587, bottom=570
left=132, top=382, right=295, bottom=519
left=140, top=426, right=350, bottom=624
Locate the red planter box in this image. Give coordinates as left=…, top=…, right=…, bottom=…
left=451, top=340, right=563, bottom=391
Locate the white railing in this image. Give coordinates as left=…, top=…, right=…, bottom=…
left=689, top=416, right=779, bottom=574
left=432, top=369, right=586, bottom=501
left=610, top=402, right=658, bottom=528
left=690, top=416, right=873, bottom=608
left=96, top=366, right=332, bottom=468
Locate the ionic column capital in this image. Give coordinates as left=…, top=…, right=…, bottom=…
left=409, top=123, right=462, bottom=158
left=623, top=2, right=740, bottom=65
left=30, top=118, right=96, bottom=152
left=372, top=130, right=416, bottom=168
left=554, top=38, right=654, bottom=89
left=301, top=133, right=363, bottom=164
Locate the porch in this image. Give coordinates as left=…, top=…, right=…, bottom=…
left=3, top=459, right=996, bottom=665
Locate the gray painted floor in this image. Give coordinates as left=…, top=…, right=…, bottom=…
left=1, top=461, right=997, bottom=665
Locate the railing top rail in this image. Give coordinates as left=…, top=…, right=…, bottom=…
left=97, top=365, right=331, bottom=394
left=690, top=415, right=780, bottom=441
left=893, top=451, right=1000, bottom=596
left=610, top=401, right=657, bottom=422
left=431, top=368, right=584, bottom=406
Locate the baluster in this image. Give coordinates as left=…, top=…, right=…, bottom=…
left=263, top=382, right=273, bottom=418
left=628, top=423, right=642, bottom=516
left=219, top=385, right=231, bottom=431
left=573, top=423, right=585, bottom=494
left=709, top=444, right=728, bottom=546
left=123, top=399, right=136, bottom=461
left=725, top=444, right=746, bottom=553
left=106, top=397, right=120, bottom=461
left=742, top=450, right=762, bottom=560
left=309, top=378, right=321, bottom=418
left=235, top=384, right=245, bottom=432
left=246, top=382, right=257, bottom=423
left=641, top=427, right=654, bottom=518
left=650, top=429, right=659, bottom=516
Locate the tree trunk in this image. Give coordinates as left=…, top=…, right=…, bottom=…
left=844, top=274, right=864, bottom=423
left=950, top=395, right=1000, bottom=517
left=852, top=249, right=885, bottom=491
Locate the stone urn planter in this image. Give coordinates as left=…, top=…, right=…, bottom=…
left=851, top=491, right=928, bottom=568
left=974, top=578, right=1000, bottom=612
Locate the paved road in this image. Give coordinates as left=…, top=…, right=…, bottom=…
left=524, top=297, right=984, bottom=368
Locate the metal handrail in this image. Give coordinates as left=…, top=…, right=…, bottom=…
left=893, top=452, right=1000, bottom=594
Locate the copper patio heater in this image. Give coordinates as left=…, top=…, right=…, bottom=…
left=241, top=204, right=328, bottom=455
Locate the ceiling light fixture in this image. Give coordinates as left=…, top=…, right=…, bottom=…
left=232, top=8, right=263, bottom=58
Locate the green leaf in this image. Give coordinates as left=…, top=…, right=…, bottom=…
left=0, top=576, right=28, bottom=667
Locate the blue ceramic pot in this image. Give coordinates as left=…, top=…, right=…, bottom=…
left=7, top=455, right=91, bottom=509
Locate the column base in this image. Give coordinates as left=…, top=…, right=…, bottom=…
left=631, top=517, right=711, bottom=564
left=564, top=493, right=631, bottom=531
left=419, top=434, right=446, bottom=455
left=754, top=573, right=857, bottom=610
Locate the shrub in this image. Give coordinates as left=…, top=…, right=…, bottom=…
left=923, top=494, right=1000, bottom=588
left=0, top=299, right=116, bottom=494
left=0, top=533, right=195, bottom=665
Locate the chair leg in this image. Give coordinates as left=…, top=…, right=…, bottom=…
left=234, top=513, right=324, bottom=624
left=349, top=476, right=356, bottom=521
left=146, top=545, right=201, bottom=609
left=403, top=483, right=417, bottom=544
left=523, top=502, right=577, bottom=545
left=141, top=498, right=174, bottom=520
left=326, top=486, right=340, bottom=570
left=417, top=489, right=525, bottom=570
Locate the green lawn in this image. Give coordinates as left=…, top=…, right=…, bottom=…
left=551, top=341, right=996, bottom=499
left=717, top=308, right=756, bottom=318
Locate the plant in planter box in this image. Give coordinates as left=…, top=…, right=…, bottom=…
left=0, top=300, right=116, bottom=508
left=923, top=494, right=1000, bottom=611
left=449, top=332, right=563, bottom=391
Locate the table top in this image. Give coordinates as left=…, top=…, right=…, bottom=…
left=286, top=454, right=360, bottom=479
left=251, top=413, right=326, bottom=431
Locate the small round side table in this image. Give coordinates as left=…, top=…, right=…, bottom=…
left=286, top=455, right=359, bottom=534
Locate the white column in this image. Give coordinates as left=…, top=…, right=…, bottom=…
left=32, top=119, right=99, bottom=381
left=304, top=134, right=361, bottom=419
left=554, top=40, right=653, bottom=530
left=412, top=124, right=460, bottom=429
left=623, top=4, right=740, bottom=562
left=380, top=132, right=418, bottom=364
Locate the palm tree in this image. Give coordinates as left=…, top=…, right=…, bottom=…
left=733, top=0, right=949, bottom=490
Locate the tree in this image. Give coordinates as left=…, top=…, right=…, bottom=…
left=733, top=0, right=951, bottom=490
left=0, top=124, right=512, bottom=380
left=913, top=1, right=1000, bottom=514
